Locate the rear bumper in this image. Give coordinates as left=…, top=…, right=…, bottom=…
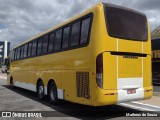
left=117, top=88, right=144, bottom=103
left=93, top=86, right=152, bottom=106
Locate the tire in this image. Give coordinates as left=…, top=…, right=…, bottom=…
left=48, top=82, right=59, bottom=105
left=10, top=78, right=14, bottom=88
left=37, top=81, right=45, bottom=100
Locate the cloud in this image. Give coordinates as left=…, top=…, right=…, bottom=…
left=0, top=0, right=159, bottom=48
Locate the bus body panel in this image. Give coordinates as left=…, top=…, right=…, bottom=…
left=143, top=55, right=152, bottom=87
left=118, top=55, right=142, bottom=78
left=8, top=4, right=102, bottom=106
left=91, top=3, right=152, bottom=106
left=103, top=52, right=117, bottom=90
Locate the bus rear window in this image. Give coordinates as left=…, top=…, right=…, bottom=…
left=105, top=4, right=148, bottom=41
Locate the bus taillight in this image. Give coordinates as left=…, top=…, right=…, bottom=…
left=96, top=53, right=103, bottom=88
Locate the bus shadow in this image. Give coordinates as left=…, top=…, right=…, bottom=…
left=2, top=85, right=140, bottom=119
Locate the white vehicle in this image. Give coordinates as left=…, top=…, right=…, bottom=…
left=1, top=57, right=10, bottom=73
left=1, top=65, right=7, bottom=73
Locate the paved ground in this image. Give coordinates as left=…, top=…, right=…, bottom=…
left=0, top=73, right=160, bottom=120
left=153, top=85, right=160, bottom=93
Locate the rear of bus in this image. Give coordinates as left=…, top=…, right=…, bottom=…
left=94, top=3, right=152, bottom=106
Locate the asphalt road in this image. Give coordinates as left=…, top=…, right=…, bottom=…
left=0, top=74, right=160, bottom=120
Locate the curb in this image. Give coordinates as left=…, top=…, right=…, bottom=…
left=153, top=92, right=160, bottom=97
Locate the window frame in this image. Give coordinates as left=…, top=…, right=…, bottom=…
left=11, top=13, right=93, bottom=61
left=23, top=43, right=28, bottom=58
left=103, top=3, right=148, bottom=41
left=27, top=42, right=33, bottom=57
left=42, top=34, right=49, bottom=54
left=70, top=21, right=81, bottom=47
left=80, top=17, right=92, bottom=45
left=14, top=48, right=17, bottom=60
left=17, top=47, right=21, bottom=60
left=31, top=39, right=38, bottom=57
left=48, top=32, right=55, bottom=53
left=54, top=29, right=63, bottom=51
left=37, top=37, right=43, bottom=55
left=20, top=45, right=24, bottom=59
left=62, top=26, right=70, bottom=49
left=11, top=49, right=15, bottom=61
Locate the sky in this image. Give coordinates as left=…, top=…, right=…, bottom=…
left=0, top=0, right=160, bottom=48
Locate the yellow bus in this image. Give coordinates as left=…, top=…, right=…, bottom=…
left=8, top=3, right=152, bottom=106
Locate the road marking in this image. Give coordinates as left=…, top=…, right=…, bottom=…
left=153, top=92, right=160, bottom=97
left=1, top=98, right=29, bottom=104
left=132, top=101, right=160, bottom=109
left=119, top=103, right=155, bottom=111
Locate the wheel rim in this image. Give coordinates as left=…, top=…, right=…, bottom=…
left=38, top=85, right=44, bottom=97
left=50, top=86, right=56, bottom=101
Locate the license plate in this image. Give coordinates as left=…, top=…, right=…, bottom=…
left=127, top=89, right=136, bottom=94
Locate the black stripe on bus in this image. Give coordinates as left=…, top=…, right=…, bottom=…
left=110, top=52, right=147, bottom=57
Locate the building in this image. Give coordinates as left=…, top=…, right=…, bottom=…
left=152, top=37, right=160, bottom=84
left=0, top=41, right=10, bottom=64
left=151, top=25, right=160, bottom=38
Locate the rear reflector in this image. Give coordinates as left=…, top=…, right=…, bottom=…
left=105, top=93, right=117, bottom=95
left=144, top=89, right=152, bottom=92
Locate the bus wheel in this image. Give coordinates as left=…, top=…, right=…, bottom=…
left=48, top=82, right=59, bottom=105
left=10, top=77, right=14, bottom=88
left=37, top=81, right=45, bottom=100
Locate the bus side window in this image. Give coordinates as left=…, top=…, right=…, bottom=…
left=42, top=35, right=49, bottom=54
left=11, top=50, right=15, bottom=61
left=14, top=49, right=17, bottom=60
left=17, top=47, right=21, bottom=60
left=20, top=46, right=24, bottom=59
left=71, top=21, right=80, bottom=47
left=55, top=29, right=62, bottom=51
left=48, top=33, right=55, bottom=52
left=37, top=38, right=43, bottom=55
left=80, top=17, right=91, bottom=45
left=16, top=49, right=19, bottom=60
left=62, top=26, right=70, bottom=49
left=28, top=42, right=32, bottom=57
left=32, top=39, right=37, bottom=56
left=23, top=44, right=28, bottom=58
left=16, top=48, right=18, bottom=60
left=11, top=50, right=13, bottom=61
